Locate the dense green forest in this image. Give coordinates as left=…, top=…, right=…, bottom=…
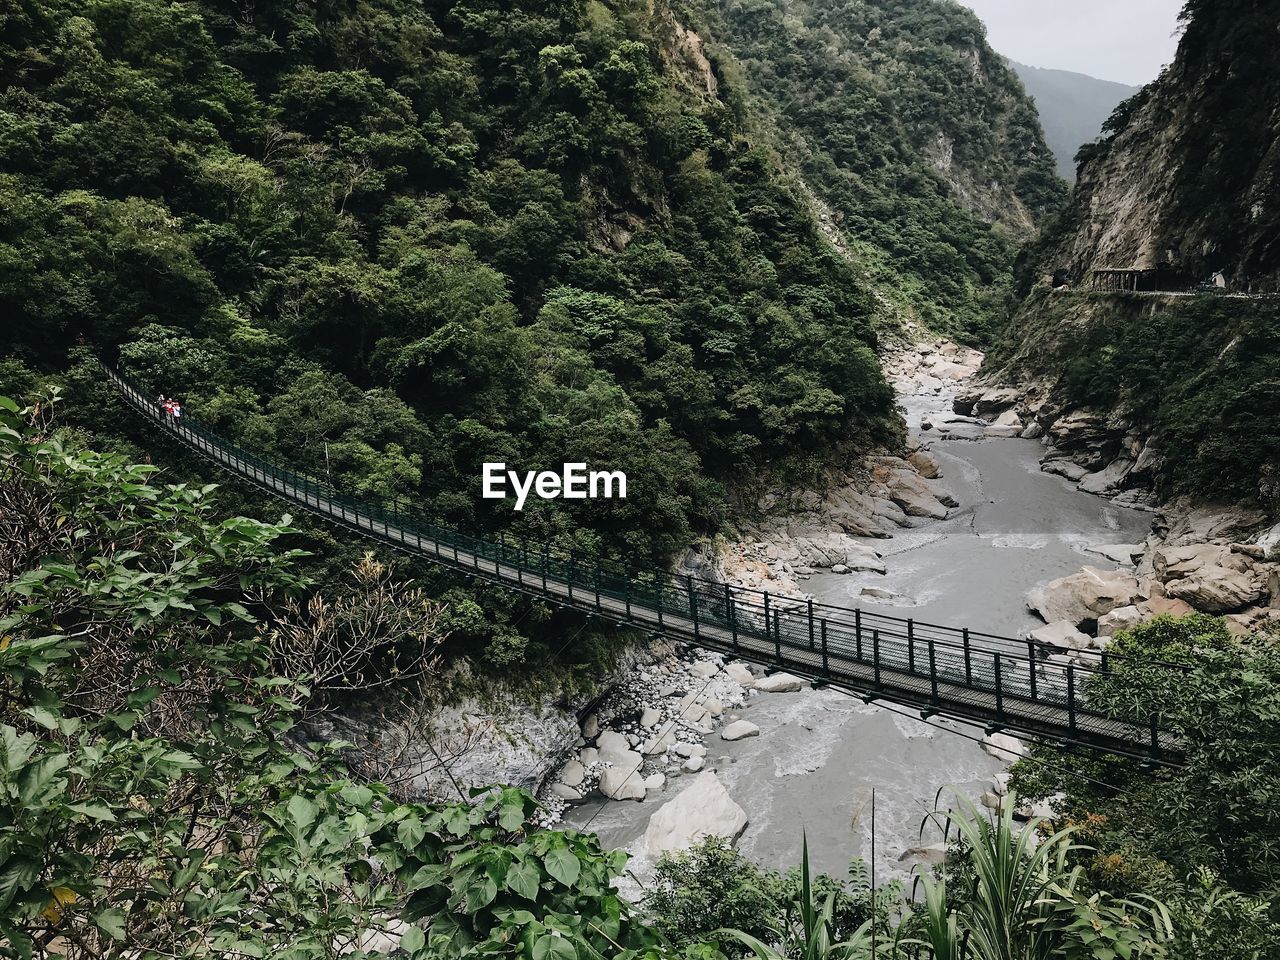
left=687, top=0, right=1066, bottom=341
left=990, top=291, right=1280, bottom=511
left=0, top=0, right=901, bottom=572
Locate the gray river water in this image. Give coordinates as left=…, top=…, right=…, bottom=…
left=566, top=388, right=1154, bottom=889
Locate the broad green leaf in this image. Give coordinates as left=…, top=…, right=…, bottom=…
left=401, top=925, right=426, bottom=954
left=542, top=847, right=581, bottom=888
left=532, top=933, right=578, bottom=960
left=95, top=906, right=127, bottom=940
left=398, top=816, right=426, bottom=850
left=507, top=859, right=541, bottom=901
left=67, top=801, right=117, bottom=822
left=286, top=794, right=318, bottom=832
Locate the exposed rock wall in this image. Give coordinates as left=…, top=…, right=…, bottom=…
left=1034, top=0, right=1280, bottom=288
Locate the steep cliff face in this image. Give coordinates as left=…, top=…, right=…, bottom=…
left=990, top=1, right=1280, bottom=513
left=688, top=0, right=1065, bottom=342
left=1038, top=0, right=1280, bottom=287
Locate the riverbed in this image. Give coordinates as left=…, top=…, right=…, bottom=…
left=565, top=384, right=1155, bottom=888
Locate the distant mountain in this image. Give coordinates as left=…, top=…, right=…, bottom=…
left=1011, top=62, right=1139, bottom=181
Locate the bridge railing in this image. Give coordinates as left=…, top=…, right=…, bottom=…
left=106, top=364, right=1183, bottom=759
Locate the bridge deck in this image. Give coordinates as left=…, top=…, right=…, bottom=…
left=106, top=367, right=1183, bottom=763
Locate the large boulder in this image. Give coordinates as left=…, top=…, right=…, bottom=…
left=559, top=759, right=586, bottom=788
left=720, top=720, right=760, bottom=741
left=595, top=731, right=633, bottom=764
left=1152, top=544, right=1241, bottom=582
left=1138, top=596, right=1196, bottom=619
left=981, top=732, right=1027, bottom=761
left=753, top=673, right=807, bottom=693
left=1259, top=522, right=1280, bottom=561
left=881, top=468, right=949, bottom=520
left=1079, top=458, right=1135, bottom=496
left=908, top=450, right=941, bottom=479
left=1028, top=620, right=1092, bottom=652
left=1096, top=605, right=1142, bottom=637
left=598, top=763, right=646, bottom=801
left=1042, top=458, right=1091, bottom=483
left=1165, top=571, right=1266, bottom=614
left=643, top=773, right=748, bottom=856
left=1047, top=409, right=1109, bottom=448
left=1027, top=566, right=1140, bottom=628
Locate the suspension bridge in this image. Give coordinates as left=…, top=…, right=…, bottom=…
left=107, top=366, right=1185, bottom=764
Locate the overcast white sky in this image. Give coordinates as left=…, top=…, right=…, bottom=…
left=956, top=0, right=1185, bottom=86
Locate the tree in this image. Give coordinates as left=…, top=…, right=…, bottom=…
left=0, top=394, right=665, bottom=958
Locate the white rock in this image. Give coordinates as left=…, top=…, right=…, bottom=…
left=831, top=564, right=850, bottom=574
left=1096, top=605, right=1142, bottom=637
left=598, top=764, right=646, bottom=801
left=559, top=759, right=585, bottom=788
left=672, top=742, right=696, bottom=758
left=596, top=731, right=632, bottom=763
left=642, top=723, right=678, bottom=756
left=724, top=663, right=755, bottom=686
left=643, top=773, right=748, bottom=856
left=549, top=783, right=582, bottom=801
left=1079, top=458, right=1134, bottom=495
left=1042, top=459, right=1091, bottom=482
left=704, top=697, right=724, bottom=718
left=349, top=919, right=407, bottom=954
left=1016, top=793, right=1064, bottom=824
left=720, top=720, right=760, bottom=741
left=680, top=704, right=710, bottom=726
left=682, top=757, right=705, bottom=773
left=579, top=747, right=598, bottom=766
left=688, top=661, right=720, bottom=679
left=1258, top=522, right=1280, bottom=561
left=1028, top=620, right=1092, bottom=652
left=1027, top=566, right=1140, bottom=627
left=982, top=732, right=1028, bottom=761
left=640, top=706, right=663, bottom=728
left=753, top=673, right=807, bottom=693
left=644, top=773, right=666, bottom=791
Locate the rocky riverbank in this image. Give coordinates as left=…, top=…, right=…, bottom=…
left=1025, top=503, right=1280, bottom=649
left=672, top=337, right=977, bottom=605
left=938, top=380, right=1280, bottom=645
left=537, top=646, right=792, bottom=835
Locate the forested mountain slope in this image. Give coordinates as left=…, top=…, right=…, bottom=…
left=0, top=0, right=900, bottom=565
left=687, top=0, right=1066, bottom=341
left=991, top=0, right=1280, bottom=512
left=1010, top=62, right=1138, bottom=182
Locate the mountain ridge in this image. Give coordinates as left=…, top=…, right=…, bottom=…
left=1009, top=60, right=1139, bottom=182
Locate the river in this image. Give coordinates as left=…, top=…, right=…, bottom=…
left=565, top=382, right=1154, bottom=890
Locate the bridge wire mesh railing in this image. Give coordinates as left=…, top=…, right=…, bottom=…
left=106, top=365, right=1186, bottom=760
